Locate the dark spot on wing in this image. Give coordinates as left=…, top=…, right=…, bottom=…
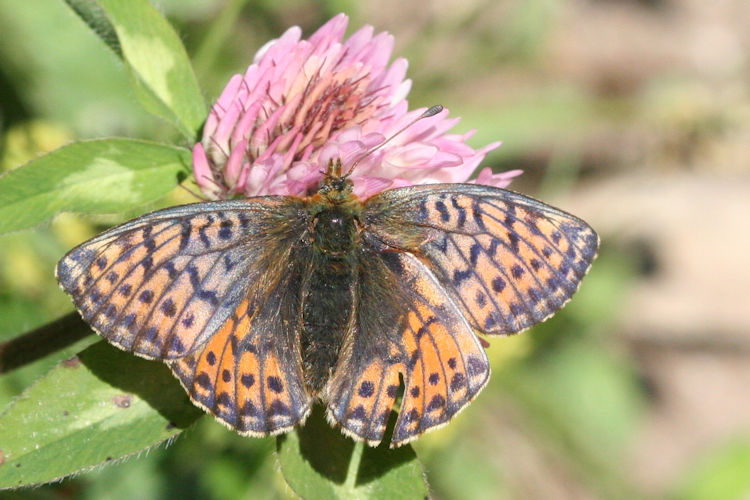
left=546, top=277, right=561, bottom=291
left=241, top=400, right=258, bottom=417
left=469, top=242, right=481, bottom=266
left=408, top=350, right=420, bottom=368
left=238, top=212, right=251, bottom=229
left=218, top=220, right=234, bottom=240
left=350, top=405, right=367, bottom=421
left=216, top=392, right=233, bottom=409
left=358, top=381, right=375, bottom=398
left=471, top=200, right=486, bottom=230
left=450, top=373, right=465, bottom=391
left=406, top=408, right=420, bottom=423
left=453, top=268, right=472, bottom=286
left=196, top=372, right=212, bottom=390
left=241, top=374, right=255, bottom=388
left=161, top=298, right=177, bottom=317
left=182, top=313, right=195, bottom=328
left=268, top=400, right=291, bottom=416
left=164, top=261, right=178, bottom=279
left=267, top=376, right=284, bottom=394
left=187, top=266, right=201, bottom=289
left=103, top=304, right=117, bottom=318
left=509, top=303, right=524, bottom=316
left=451, top=197, right=466, bottom=227
left=168, top=336, right=185, bottom=355
left=141, top=255, right=153, bottom=271
left=507, top=232, right=520, bottom=253
left=435, top=200, right=450, bottom=222
left=197, top=289, right=219, bottom=305
left=179, top=220, right=191, bottom=250
left=122, top=313, right=136, bottom=329
left=511, top=264, right=525, bottom=279
left=139, top=290, right=154, bottom=304
left=427, top=395, right=445, bottom=411
left=467, top=356, right=487, bottom=376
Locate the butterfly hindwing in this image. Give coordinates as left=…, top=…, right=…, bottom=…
left=169, top=247, right=313, bottom=435
left=56, top=198, right=307, bottom=360
left=326, top=247, right=489, bottom=447
left=364, top=183, right=599, bottom=335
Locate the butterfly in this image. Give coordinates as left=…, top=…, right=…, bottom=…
left=56, top=159, right=598, bottom=447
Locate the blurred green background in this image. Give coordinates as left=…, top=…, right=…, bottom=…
left=1, top=0, right=749, bottom=498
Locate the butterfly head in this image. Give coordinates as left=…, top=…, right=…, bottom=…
left=318, top=158, right=354, bottom=203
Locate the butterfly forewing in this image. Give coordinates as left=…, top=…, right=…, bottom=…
left=56, top=198, right=307, bottom=360
left=364, top=184, right=599, bottom=336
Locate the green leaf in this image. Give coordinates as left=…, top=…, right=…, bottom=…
left=0, top=138, right=190, bottom=234
left=277, top=405, right=429, bottom=499
left=65, top=0, right=206, bottom=139
left=0, top=341, right=202, bottom=489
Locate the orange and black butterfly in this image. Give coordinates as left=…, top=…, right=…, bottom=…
left=56, top=160, right=598, bottom=447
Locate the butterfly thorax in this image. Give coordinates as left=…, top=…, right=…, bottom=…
left=307, top=162, right=362, bottom=257
left=310, top=208, right=359, bottom=257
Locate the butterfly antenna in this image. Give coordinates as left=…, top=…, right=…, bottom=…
left=346, top=105, right=444, bottom=176
left=179, top=181, right=210, bottom=201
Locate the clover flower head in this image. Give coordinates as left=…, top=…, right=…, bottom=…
left=193, top=14, right=520, bottom=200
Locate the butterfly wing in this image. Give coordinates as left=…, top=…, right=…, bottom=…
left=363, top=183, right=599, bottom=335
left=326, top=247, right=490, bottom=447
left=57, top=198, right=305, bottom=359
left=57, top=197, right=314, bottom=434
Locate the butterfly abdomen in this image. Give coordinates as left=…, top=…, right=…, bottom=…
left=301, top=206, right=360, bottom=393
